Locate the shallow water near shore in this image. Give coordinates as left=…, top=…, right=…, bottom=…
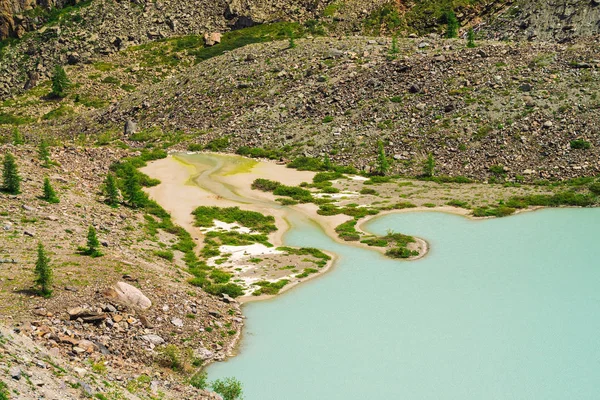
left=207, top=208, right=600, bottom=399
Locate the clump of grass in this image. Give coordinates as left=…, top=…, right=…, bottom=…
left=251, top=178, right=281, bottom=191
left=252, top=279, right=289, bottom=296
left=192, top=206, right=276, bottom=233
left=154, top=249, right=174, bottom=261
left=335, top=220, right=361, bottom=241
left=570, top=139, right=591, bottom=150
left=296, top=268, right=318, bottom=278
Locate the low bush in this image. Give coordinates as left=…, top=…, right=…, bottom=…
left=360, top=188, right=378, bottom=195
left=251, top=178, right=281, bottom=191
left=252, top=279, right=289, bottom=295
left=154, top=249, right=174, bottom=261
left=335, top=220, right=360, bottom=241
left=192, top=206, right=276, bottom=233
left=570, top=139, right=591, bottom=150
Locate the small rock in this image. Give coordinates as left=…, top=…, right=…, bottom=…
left=103, top=304, right=117, bottom=313
left=543, top=121, right=553, bottom=128
left=124, top=119, right=138, bottom=136
left=204, top=32, right=221, bottom=46
left=519, top=83, right=533, bottom=92
left=409, top=83, right=421, bottom=94
left=171, top=318, right=184, bottom=328
left=141, top=334, right=165, bottom=345
left=22, top=205, right=35, bottom=212
left=24, top=230, right=35, bottom=237
left=10, top=366, right=21, bottom=380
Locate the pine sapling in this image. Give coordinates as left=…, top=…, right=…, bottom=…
left=445, top=11, right=459, bottom=39
left=122, top=163, right=147, bottom=208
left=467, top=28, right=476, bottom=48
left=375, top=141, right=390, bottom=176
left=79, top=225, right=103, bottom=257
left=38, top=140, right=52, bottom=168
left=34, top=243, right=53, bottom=297
left=103, top=173, right=120, bottom=207
left=41, top=177, right=59, bottom=203
left=50, top=65, right=70, bottom=98
left=2, top=153, right=21, bottom=194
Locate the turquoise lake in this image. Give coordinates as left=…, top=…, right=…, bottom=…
left=207, top=209, right=600, bottom=399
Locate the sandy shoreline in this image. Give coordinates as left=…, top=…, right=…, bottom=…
left=140, top=154, right=481, bottom=302
left=141, top=153, right=543, bottom=299
left=140, top=154, right=347, bottom=304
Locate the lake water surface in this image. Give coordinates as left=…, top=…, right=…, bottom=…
left=207, top=209, right=600, bottom=399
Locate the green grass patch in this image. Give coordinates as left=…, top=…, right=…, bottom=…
left=192, top=206, right=276, bottom=233
left=252, top=279, right=289, bottom=296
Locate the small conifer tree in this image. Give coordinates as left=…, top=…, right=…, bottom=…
left=122, top=163, right=147, bottom=208
left=2, top=153, right=21, bottom=194
left=41, top=177, right=59, bottom=203
left=390, top=35, right=399, bottom=55
left=375, top=141, right=390, bottom=176
left=423, top=153, right=436, bottom=177
left=34, top=243, right=53, bottom=297
left=51, top=65, right=70, bottom=98
left=467, top=28, right=476, bottom=48
left=103, top=173, right=120, bottom=207
left=83, top=225, right=103, bottom=257
left=323, top=154, right=332, bottom=171
left=288, top=28, right=296, bottom=49
left=38, top=140, right=51, bottom=168
left=445, top=11, right=459, bottom=39
left=12, top=128, right=24, bottom=145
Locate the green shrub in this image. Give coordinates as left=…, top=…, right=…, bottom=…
left=447, top=199, right=469, bottom=208
left=192, top=206, right=276, bottom=233
left=273, top=185, right=313, bottom=202
left=335, top=220, right=360, bottom=241
left=364, top=176, right=392, bottom=185
left=154, top=250, right=174, bottom=261
left=313, top=171, right=343, bottom=183
left=209, top=269, right=232, bottom=284
left=386, top=247, right=418, bottom=259
left=42, top=105, right=74, bottom=120
left=360, top=188, right=378, bottom=195
left=589, top=182, right=600, bottom=195
left=506, top=192, right=595, bottom=208
left=236, top=146, right=287, bottom=159
left=205, top=136, right=230, bottom=151
left=211, top=377, right=244, bottom=400
left=204, top=283, right=245, bottom=298
left=570, top=139, right=591, bottom=150
left=190, top=371, right=208, bottom=389
left=287, top=156, right=323, bottom=171
left=295, top=268, right=319, bottom=278
left=252, top=279, right=289, bottom=295
left=472, top=206, right=515, bottom=217
left=187, top=143, right=204, bottom=151
left=251, top=178, right=281, bottom=191
left=0, top=380, right=9, bottom=400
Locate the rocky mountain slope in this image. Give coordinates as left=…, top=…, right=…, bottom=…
left=4, top=0, right=600, bottom=98
left=482, top=0, right=600, bottom=42
left=0, top=144, right=241, bottom=399
left=66, top=35, right=598, bottom=180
